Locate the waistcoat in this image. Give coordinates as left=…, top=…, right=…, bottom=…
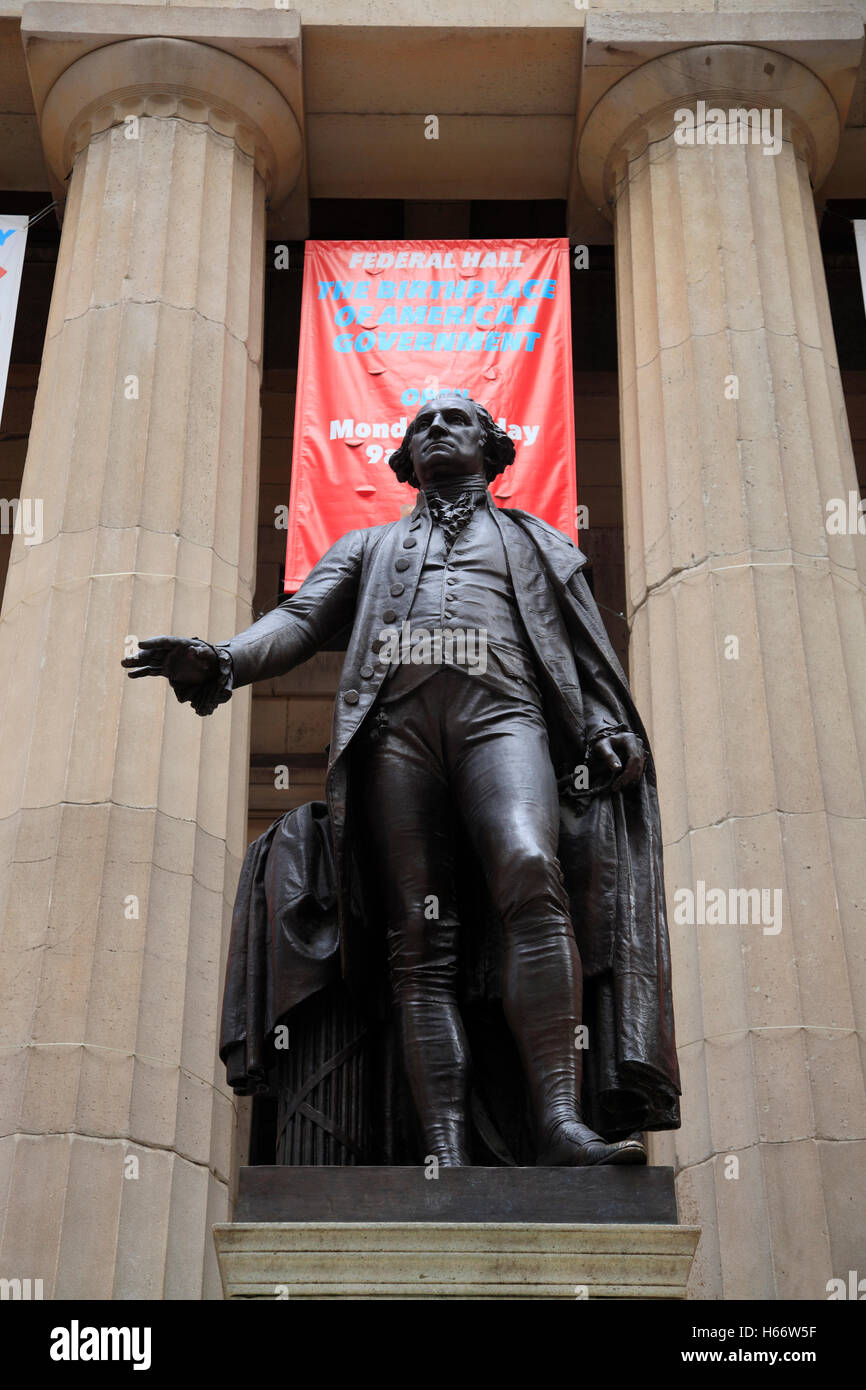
left=380, top=495, right=543, bottom=706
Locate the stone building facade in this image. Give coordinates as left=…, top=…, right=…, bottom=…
left=0, top=1, right=864, bottom=1299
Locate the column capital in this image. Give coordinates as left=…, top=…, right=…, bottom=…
left=21, top=2, right=308, bottom=234
left=573, top=9, right=864, bottom=217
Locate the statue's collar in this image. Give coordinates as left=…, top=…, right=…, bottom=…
left=405, top=491, right=587, bottom=584
left=411, top=478, right=492, bottom=519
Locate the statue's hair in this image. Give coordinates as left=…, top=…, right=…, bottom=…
left=388, top=394, right=515, bottom=489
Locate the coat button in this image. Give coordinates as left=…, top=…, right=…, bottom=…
left=395, top=558, right=410, bottom=572
left=403, top=538, right=417, bottom=548
left=343, top=690, right=359, bottom=704
left=370, top=638, right=384, bottom=653
left=390, top=583, right=405, bottom=596
left=383, top=609, right=398, bottom=623
left=360, top=665, right=374, bottom=679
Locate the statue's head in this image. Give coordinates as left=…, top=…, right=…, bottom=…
left=388, top=392, right=515, bottom=490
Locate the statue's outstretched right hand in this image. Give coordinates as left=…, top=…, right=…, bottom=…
left=121, top=636, right=219, bottom=698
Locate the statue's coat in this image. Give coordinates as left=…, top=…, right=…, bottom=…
left=220, top=492, right=681, bottom=1140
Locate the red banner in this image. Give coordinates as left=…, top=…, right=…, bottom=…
left=284, top=237, right=576, bottom=591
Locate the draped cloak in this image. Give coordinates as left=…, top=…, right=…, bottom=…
left=219, top=497, right=682, bottom=1145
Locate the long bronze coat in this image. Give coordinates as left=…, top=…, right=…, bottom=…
left=221, top=490, right=681, bottom=1138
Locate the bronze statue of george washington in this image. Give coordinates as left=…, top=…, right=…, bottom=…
left=123, top=393, right=681, bottom=1167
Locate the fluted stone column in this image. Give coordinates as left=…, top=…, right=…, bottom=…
left=580, top=41, right=866, bottom=1298
left=0, top=30, right=301, bottom=1297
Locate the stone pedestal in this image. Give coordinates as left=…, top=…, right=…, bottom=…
left=213, top=1166, right=700, bottom=1299
left=577, top=15, right=866, bottom=1299
left=214, top=1221, right=700, bottom=1301
left=0, top=7, right=302, bottom=1299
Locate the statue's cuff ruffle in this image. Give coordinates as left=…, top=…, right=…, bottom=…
left=190, top=644, right=234, bottom=717
left=584, top=721, right=630, bottom=762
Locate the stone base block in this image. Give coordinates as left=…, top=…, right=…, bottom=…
left=234, top=1163, right=681, bottom=1223
left=213, top=1221, right=700, bottom=1300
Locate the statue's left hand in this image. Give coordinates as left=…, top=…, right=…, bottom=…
left=593, top=731, right=646, bottom=791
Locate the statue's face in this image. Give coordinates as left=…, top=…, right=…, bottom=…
left=409, top=395, right=485, bottom=486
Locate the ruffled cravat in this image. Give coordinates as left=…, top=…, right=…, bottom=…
left=423, top=474, right=488, bottom=552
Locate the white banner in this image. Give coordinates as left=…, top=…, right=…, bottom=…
left=0, top=214, right=28, bottom=422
